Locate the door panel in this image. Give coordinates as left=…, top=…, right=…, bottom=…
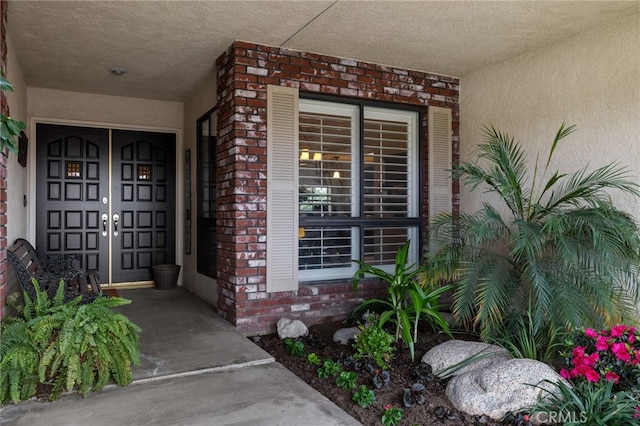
left=36, top=124, right=109, bottom=275
left=112, top=130, right=176, bottom=282
left=36, top=124, right=176, bottom=285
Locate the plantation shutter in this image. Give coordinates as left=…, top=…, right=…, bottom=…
left=428, top=107, right=452, bottom=248
left=266, top=85, right=299, bottom=292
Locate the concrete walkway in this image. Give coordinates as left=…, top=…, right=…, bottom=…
left=0, top=288, right=360, bottom=426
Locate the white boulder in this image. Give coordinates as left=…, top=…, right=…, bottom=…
left=421, top=340, right=511, bottom=377
left=276, top=318, right=309, bottom=339
left=332, top=327, right=361, bottom=345
left=446, top=358, right=565, bottom=421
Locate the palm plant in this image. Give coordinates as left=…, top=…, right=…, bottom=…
left=353, top=240, right=453, bottom=361
left=428, top=124, right=640, bottom=347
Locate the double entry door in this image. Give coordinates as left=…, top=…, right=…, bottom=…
left=36, top=124, right=176, bottom=285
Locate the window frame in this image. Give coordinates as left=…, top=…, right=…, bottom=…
left=196, top=107, right=217, bottom=278
left=298, top=94, right=423, bottom=282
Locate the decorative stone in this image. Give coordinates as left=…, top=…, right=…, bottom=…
left=276, top=318, right=308, bottom=339
left=332, top=327, right=361, bottom=345
left=446, top=358, right=565, bottom=421
left=421, top=340, right=511, bottom=377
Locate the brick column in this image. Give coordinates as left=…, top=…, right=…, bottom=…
left=215, top=41, right=460, bottom=334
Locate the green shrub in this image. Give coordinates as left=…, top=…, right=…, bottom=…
left=283, top=338, right=304, bottom=357
left=352, top=240, right=452, bottom=361
left=489, top=309, right=566, bottom=363
left=353, top=312, right=395, bottom=370
left=317, top=359, right=342, bottom=379
left=335, top=371, right=357, bottom=390
left=429, top=124, right=640, bottom=343
left=352, top=385, right=376, bottom=408
left=1, top=279, right=140, bottom=403
left=530, top=379, right=639, bottom=425
left=381, top=404, right=403, bottom=426
left=306, top=353, right=321, bottom=365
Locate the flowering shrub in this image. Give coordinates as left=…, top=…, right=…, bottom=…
left=381, top=404, right=403, bottom=426
left=560, top=325, right=640, bottom=394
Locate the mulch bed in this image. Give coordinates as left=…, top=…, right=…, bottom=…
left=253, top=321, right=532, bottom=426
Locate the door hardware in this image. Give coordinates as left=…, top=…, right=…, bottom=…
left=101, top=213, right=108, bottom=237
left=113, top=213, right=120, bottom=237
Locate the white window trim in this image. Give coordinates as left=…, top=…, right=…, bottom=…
left=298, top=99, right=421, bottom=281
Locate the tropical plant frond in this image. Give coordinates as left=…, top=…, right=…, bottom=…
left=429, top=123, right=640, bottom=348
left=546, top=123, right=576, bottom=166
left=455, top=126, right=530, bottom=218
left=542, top=162, right=640, bottom=214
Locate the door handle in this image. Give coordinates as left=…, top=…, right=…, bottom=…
left=101, top=213, right=108, bottom=237
left=113, top=213, right=120, bottom=237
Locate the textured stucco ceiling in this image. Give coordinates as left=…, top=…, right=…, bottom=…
left=7, top=1, right=639, bottom=101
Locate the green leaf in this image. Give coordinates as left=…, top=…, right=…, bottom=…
left=0, top=75, right=14, bottom=92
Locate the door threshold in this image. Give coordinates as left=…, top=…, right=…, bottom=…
left=101, top=281, right=155, bottom=290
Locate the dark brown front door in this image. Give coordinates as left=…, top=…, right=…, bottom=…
left=36, top=124, right=176, bottom=284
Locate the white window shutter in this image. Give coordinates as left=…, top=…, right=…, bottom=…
left=267, top=85, right=299, bottom=292
left=428, top=107, right=452, bottom=248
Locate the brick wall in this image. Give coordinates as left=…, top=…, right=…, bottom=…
left=215, top=41, right=459, bottom=335
left=0, top=0, right=9, bottom=319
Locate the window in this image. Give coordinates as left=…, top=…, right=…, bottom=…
left=298, top=98, right=421, bottom=281
left=197, top=108, right=217, bottom=277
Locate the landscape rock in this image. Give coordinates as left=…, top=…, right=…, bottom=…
left=421, top=340, right=511, bottom=377
left=332, top=327, right=361, bottom=345
left=446, top=358, right=565, bottom=421
left=276, top=318, right=308, bottom=339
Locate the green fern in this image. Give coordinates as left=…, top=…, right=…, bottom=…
left=0, top=320, right=40, bottom=403
left=1, top=279, right=140, bottom=403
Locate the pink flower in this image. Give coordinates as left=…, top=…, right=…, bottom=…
left=586, top=352, right=599, bottom=366
left=570, top=367, right=581, bottom=378
left=572, top=346, right=586, bottom=358
left=635, top=406, right=640, bottom=420
left=604, top=372, right=620, bottom=383
left=595, top=335, right=609, bottom=351
left=629, top=333, right=635, bottom=344
left=611, top=342, right=631, bottom=362
left=611, top=324, right=627, bottom=337
left=560, top=369, right=572, bottom=379
left=583, top=367, right=600, bottom=382
left=384, top=404, right=391, bottom=411
left=584, top=328, right=598, bottom=338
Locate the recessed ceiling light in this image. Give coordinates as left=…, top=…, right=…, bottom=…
left=108, top=68, right=128, bottom=76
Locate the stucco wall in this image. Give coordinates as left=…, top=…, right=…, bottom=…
left=460, top=13, right=640, bottom=221
left=2, top=26, right=28, bottom=304
left=182, top=70, right=218, bottom=305
left=27, top=88, right=183, bottom=130
left=5, top=35, right=28, bottom=249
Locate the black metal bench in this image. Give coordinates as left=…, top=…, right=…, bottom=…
left=7, top=238, right=101, bottom=304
